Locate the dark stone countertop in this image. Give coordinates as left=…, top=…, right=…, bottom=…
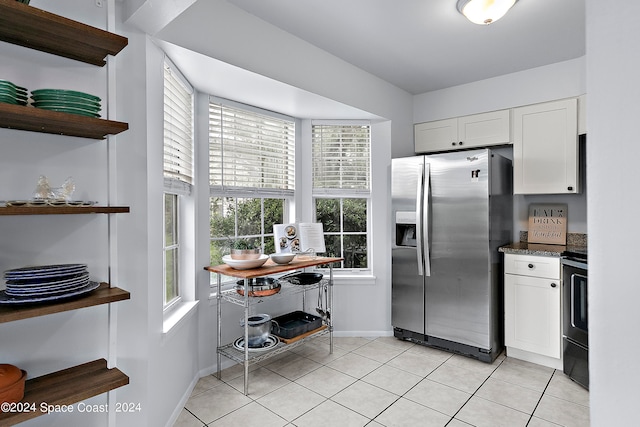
left=499, top=242, right=568, bottom=257
left=499, top=232, right=588, bottom=257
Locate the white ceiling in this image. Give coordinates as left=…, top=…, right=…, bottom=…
left=224, top=0, right=585, bottom=95
left=129, top=0, right=585, bottom=118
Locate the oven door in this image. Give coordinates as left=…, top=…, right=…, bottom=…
left=562, top=259, right=588, bottom=347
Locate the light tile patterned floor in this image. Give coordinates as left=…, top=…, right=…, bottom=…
left=175, top=336, right=590, bottom=427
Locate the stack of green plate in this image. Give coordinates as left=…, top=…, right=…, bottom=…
left=31, top=89, right=102, bottom=118
left=0, top=80, right=27, bottom=106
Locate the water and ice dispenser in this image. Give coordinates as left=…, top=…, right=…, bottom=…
left=395, top=211, right=417, bottom=247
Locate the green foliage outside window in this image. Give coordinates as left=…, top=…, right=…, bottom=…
left=209, top=197, right=283, bottom=267
left=316, top=198, right=368, bottom=269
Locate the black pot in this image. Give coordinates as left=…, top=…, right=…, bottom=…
left=280, top=272, right=323, bottom=285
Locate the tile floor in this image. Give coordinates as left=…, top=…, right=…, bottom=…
left=175, top=336, right=590, bottom=427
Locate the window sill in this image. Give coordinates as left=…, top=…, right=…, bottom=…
left=162, top=300, right=199, bottom=339
left=331, top=275, right=377, bottom=286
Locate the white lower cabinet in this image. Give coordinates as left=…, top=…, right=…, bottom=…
left=504, top=253, right=562, bottom=369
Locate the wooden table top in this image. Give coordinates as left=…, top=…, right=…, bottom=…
left=204, top=256, right=343, bottom=279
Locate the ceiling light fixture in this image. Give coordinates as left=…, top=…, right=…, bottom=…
left=456, top=0, right=518, bottom=25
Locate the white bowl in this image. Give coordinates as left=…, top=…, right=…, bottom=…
left=270, top=253, right=296, bottom=265
left=222, top=254, right=269, bottom=270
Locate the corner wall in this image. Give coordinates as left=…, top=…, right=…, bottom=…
left=586, top=1, right=640, bottom=424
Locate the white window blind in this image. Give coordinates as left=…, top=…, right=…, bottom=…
left=312, top=124, right=371, bottom=194
left=209, top=102, right=295, bottom=195
left=164, top=60, right=194, bottom=188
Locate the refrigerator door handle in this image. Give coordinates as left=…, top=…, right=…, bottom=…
left=416, top=163, right=424, bottom=276
left=423, top=163, right=431, bottom=277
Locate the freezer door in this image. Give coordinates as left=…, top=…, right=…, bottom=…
left=425, top=150, right=493, bottom=349
left=391, top=156, right=425, bottom=335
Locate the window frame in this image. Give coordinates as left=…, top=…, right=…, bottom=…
left=163, top=57, right=194, bottom=313
left=311, top=121, right=372, bottom=273
left=208, top=97, right=297, bottom=292
left=163, top=192, right=181, bottom=309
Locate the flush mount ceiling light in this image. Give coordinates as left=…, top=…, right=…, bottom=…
left=456, top=0, right=518, bottom=25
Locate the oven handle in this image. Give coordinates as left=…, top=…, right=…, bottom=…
left=570, top=272, right=588, bottom=328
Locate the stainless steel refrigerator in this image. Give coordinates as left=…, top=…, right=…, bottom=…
left=391, top=148, right=512, bottom=362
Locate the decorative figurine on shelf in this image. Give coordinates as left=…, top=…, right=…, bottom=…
left=32, top=175, right=75, bottom=201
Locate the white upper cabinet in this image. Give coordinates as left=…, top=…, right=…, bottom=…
left=513, top=98, right=579, bottom=194
left=415, top=118, right=458, bottom=152
left=415, top=109, right=510, bottom=153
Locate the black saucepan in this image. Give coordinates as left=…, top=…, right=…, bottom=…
left=280, top=272, right=323, bottom=285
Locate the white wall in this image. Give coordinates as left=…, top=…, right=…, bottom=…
left=413, top=56, right=586, bottom=124
left=112, top=20, right=201, bottom=427
left=586, top=1, right=640, bottom=424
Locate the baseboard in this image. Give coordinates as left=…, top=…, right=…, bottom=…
left=506, top=346, right=563, bottom=370
left=332, top=329, right=394, bottom=338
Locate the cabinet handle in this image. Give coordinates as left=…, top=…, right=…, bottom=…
left=568, top=186, right=574, bottom=191
left=452, top=142, right=456, bottom=146
left=458, top=141, right=463, bottom=145
left=551, top=283, right=557, bottom=288
left=528, top=263, right=534, bottom=269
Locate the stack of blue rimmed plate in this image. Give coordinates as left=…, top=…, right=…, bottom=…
left=0, top=264, right=99, bottom=304
left=31, top=89, right=101, bottom=118
left=0, top=80, right=27, bottom=106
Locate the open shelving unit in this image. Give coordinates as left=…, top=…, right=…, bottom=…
left=0, top=1, right=131, bottom=425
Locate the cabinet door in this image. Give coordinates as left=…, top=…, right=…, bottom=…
left=505, top=273, right=561, bottom=358
left=415, top=118, right=457, bottom=153
left=513, top=98, right=579, bottom=194
left=458, top=109, right=510, bottom=149
left=578, top=94, right=587, bottom=135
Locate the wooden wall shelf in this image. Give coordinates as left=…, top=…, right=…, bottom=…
left=0, top=0, right=128, bottom=66
left=0, top=359, right=129, bottom=426
left=0, top=103, right=128, bottom=140
left=0, top=206, right=130, bottom=216
left=0, top=283, right=130, bottom=324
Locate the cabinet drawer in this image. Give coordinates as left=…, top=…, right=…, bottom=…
left=504, top=254, right=560, bottom=279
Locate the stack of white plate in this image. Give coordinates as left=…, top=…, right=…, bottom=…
left=0, top=80, right=28, bottom=106
left=1, top=264, right=99, bottom=304
left=31, top=89, right=101, bottom=118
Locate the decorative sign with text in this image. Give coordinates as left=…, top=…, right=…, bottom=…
left=528, top=204, right=567, bottom=245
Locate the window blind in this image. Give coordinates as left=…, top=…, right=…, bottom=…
left=164, top=60, right=194, bottom=188
left=312, top=124, right=371, bottom=194
left=209, top=102, right=295, bottom=195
